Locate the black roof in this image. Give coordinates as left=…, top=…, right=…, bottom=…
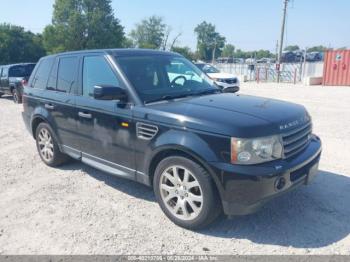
left=0, top=63, right=36, bottom=67
left=46, top=48, right=181, bottom=58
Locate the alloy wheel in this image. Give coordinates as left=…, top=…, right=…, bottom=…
left=159, top=165, right=203, bottom=221
left=37, top=128, right=54, bottom=162
left=13, top=91, right=18, bottom=103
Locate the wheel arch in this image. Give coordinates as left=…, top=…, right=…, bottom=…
left=31, top=114, right=60, bottom=140
left=31, top=115, right=47, bottom=139
left=147, top=145, right=224, bottom=199
left=31, top=115, right=64, bottom=152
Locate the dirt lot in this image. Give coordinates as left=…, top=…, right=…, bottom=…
left=0, top=83, right=349, bottom=255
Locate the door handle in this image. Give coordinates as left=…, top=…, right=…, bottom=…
left=78, top=112, right=92, bottom=119
left=45, top=104, right=55, bottom=110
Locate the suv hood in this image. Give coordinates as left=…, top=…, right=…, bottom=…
left=140, top=93, right=309, bottom=137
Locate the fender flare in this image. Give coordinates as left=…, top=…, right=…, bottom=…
left=144, top=129, right=225, bottom=196
left=30, top=112, right=63, bottom=151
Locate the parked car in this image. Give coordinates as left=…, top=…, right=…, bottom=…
left=232, top=58, right=244, bottom=64
left=0, top=63, right=36, bottom=103
left=281, top=51, right=304, bottom=63
left=256, top=58, right=276, bottom=64
left=216, top=57, right=234, bottom=64
left=194, top=63, right=240, bottom=93
left=306, top=52, right=324, bottom=62
left=216, top=57, right=244, bottom=64
left=22, top=49, right=322, bottom=229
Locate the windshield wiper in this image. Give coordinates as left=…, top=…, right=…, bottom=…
left=145, top=94, right=194, bottom=104
left=194, top=89, right=222, bottom=96
left=144, top=89, right=221, bottom=104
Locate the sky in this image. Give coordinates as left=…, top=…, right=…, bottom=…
left=0, top=0, right=349, bottom=52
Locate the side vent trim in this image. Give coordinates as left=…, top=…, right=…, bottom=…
left=136, top=122, right=159, bottom=140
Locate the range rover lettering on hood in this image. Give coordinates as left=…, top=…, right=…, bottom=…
left=279, top=115, right=311, bottom=131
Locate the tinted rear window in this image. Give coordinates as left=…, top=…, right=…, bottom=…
left=57, top=56, right=79, bottom=93
left=32, top=58, right=54, bottom=89
left=9, top=64, right=36, bottom=77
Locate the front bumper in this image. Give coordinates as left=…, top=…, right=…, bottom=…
left=215, top=81, right=240, bottom=92
left=209, top=135, right=322, bottom=216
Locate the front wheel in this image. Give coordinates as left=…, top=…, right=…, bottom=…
left=153, top=156, right=221, bottom=229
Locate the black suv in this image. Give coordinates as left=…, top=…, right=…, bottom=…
left=22, top=49, right=322, bottom=229
left=0, top=63, right=36, bottom=103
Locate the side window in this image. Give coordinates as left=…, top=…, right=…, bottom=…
left=32, top=58, right=54, bottom=89
left=57, top=56, right=79, bottom=93
left=46, top=59, right=59, bottom=90
left=2, top=67, right=8, bottom=78
left=82, top=56, right=119, bottom=97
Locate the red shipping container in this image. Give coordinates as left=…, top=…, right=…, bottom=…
left=323, top=50, right=350, bottom=86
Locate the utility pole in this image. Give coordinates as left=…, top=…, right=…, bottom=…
left=277, top=0, right=289, bottom=83
left=212, top=40, right=217, bottom=64
left=302, top=47, right=307, bottom=81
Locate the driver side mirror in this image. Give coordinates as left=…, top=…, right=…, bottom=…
left=93, top=85, right=127, bottom=101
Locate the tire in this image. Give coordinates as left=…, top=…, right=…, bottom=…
left=35, top=122, right=69, bottom=167
left=12, top=88, right=22, bottom=104
left=153, top=156, right=221, bottom=229
left=0, top=93, right=3, bottom=98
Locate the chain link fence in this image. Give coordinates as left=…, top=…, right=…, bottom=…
left=215, top=62, right=324, bottom=84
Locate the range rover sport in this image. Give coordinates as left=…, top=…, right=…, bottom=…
left=22, top=49, right=322, bottom=229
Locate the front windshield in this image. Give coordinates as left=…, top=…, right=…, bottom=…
left=201, top=64, right=220, bottom=74
left=116, top=55, right=218, bottom=104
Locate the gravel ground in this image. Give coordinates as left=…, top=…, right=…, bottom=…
left=0, top=83, right=349, bottom=255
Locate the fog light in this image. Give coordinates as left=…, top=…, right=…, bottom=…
left=275, top=177, right=286, bottom=191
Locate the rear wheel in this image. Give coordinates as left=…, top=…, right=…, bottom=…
left=35, top=123, right=69, bottom=167
left=12, top=89, right=21, bottom=104
left=154, top=156, right=221, bottom=229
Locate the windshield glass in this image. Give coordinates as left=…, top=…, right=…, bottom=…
left=116, top=55, right=218, bottom=104
left=9, top=64, right=35, bottom=77
left=201, top=64, right=220, bottom=74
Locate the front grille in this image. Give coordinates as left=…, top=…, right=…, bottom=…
left=224, top=78, right=238, bottom=84
left=282, top=122, right=312, bottom=158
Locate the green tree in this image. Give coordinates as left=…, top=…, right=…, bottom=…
left=194, top=21, right=226, bottom=62
left=43, top=0, right=125, bottom=54
left=307, top=45, right=327, bottom=52
left=284, top=45, right=300, bottom=52
left=255, top=49, right=275, bottom=59
left=171, top=46, right=196, bottom=61
left=123, top=37, right=135, bottom=48
left=0, top=23, right=46, bottom=64
left=130, top=16, right=167, bottom=49
left=234, top=49, right=247, bottom=59
left=222, top=44, right=235, bottom=57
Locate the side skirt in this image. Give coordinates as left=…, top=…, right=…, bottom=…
left=61, top=145, right=151, bottom=186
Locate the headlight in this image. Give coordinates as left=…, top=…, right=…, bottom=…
left=231, top=135, right=283, bottom=165
left=212, top=78, right=225, bottom=83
